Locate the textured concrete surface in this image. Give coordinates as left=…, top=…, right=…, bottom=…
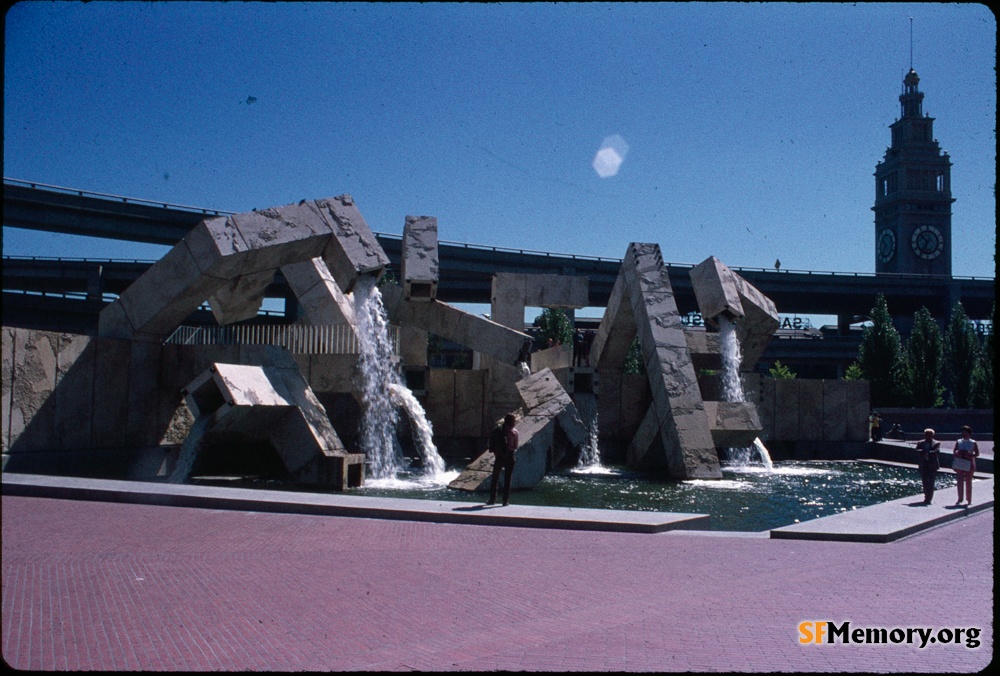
left=1, top=475, right=992, bottom=672
left=772, top=477, right=994, bottom=542
left=449, top=368, right=588, bottom=492
left=401, top=215, right=439, bottom=301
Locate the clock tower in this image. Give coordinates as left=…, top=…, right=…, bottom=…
left=873, top=68, right=954, bottom=276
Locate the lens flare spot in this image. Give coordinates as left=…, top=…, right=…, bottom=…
left=592, top=134, right=629, bottom=177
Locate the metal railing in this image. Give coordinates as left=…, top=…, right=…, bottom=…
left=164, top=323, right=399, bottom=355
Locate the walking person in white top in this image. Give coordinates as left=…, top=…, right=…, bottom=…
left=952, top=425, right=980, bottom=506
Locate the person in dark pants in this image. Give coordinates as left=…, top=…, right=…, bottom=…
left=915, top=428, right=940, bottom=505
left=486, top=414, right=519, bottom=506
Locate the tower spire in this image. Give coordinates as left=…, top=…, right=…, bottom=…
left=909, top=17, right=914, bottom=70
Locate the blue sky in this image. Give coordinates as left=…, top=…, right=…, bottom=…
left=4, top=2, right=996, bottom=295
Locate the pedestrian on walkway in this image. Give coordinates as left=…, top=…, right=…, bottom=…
left=952, top=425, right=980, bottom=506
left=870, top=411, right=882, bottom=442
left=915, top=428, right=940, bottom=505
left=486, top=414, right=519, bottom=507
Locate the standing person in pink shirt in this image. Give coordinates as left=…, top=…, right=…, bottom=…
left=952, top=425, right=980, bottom=506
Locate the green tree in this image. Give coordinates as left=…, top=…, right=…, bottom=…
left=624, top=336, right=645, bottom=375
left=856, top=294, right=907, bottom=407
left=904, top=307, right=944, bottom=408
left=768, top=361, right=797, bottom=379
left=533, top=308, right=573, bottom=348
left=943, top=302, right=980, bottom=408
left=843, top=362, right=864, bottom=380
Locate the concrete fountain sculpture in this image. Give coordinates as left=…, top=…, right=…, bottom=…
left=3, top=191, right=783, bottom=492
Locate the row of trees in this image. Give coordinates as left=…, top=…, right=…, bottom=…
left=532, top=301, right=994, bottom=411
left=848, top=295, right=994, bottom=409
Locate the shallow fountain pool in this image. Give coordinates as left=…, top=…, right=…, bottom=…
left=346, top=460, right=951, bottom=532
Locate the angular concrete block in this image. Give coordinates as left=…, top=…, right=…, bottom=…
left=686, top=330, right=722, bottom=372
left=385, top=284, right=530, bottom=365
left=402, top=216, right=439, bottom=301
left=689, top=256, right=779, bottom=371
left=114, top=241, right=226, bottom=339
left=530, top=344, right=571, bottom=372
left=623, top=243, right=719, bottom=479
left=516, top=368, right=588, bottom=450
left=703, top=401, right=762, bottom=448
left=317, top=195, right=390, bottom=293
left=690, top=256, right=745, bottom=321
left=228, top=201, right=333, bottom=272
left=183, top=215, right=253, bottom=279
left=281, top=257, right=358, bottom=327
left=7, top=329, right=59, bottom=453
left=180, top=360, right=355, bottom=487
left=590, top=273, right=636, bottom=370
left=208, top=269, right=275, bottom=325
left=491, top=274, right=528, bottom=330
left=96, top=300, right=137, bottom=341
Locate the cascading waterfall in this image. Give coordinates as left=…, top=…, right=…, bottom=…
left=718, top=316, right=772, bottom=470
left=574, top=393, right=601, bottom=469
left=353, top=276, right=446, bottom=481
left=389, top=383, right=445, bottom=477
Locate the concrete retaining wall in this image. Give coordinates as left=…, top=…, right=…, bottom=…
left=751, top=375, right=870, bottom=443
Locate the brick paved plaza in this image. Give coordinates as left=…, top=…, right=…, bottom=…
left=1, top=491, right=992, bottom=672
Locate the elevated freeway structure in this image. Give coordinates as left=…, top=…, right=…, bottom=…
left=4, top=179, right=994, bottom=376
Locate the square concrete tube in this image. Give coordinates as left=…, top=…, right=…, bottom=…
left=208, top=269, right=276, bottom=325
left=100, top=239, right=231, bottom=340
left=100, top=196, right=386, bottom=340
left=315, top=196, right=390, bottom=293
left=689, top=256, right=745, bottom=322
left=448, top=368, right=586, bottom=492
left=490, top=273, right=589, bottom=331
left=589, top=273, right=636, bottom=370
left=702, top=401, right=763, bottom=448
left=181, top=363, right=356, bottom=486
left=689, top=256, right=779, bottom=370
left=382, top=284, right=531, bottom=365
left=625, top=243, right=721, bottom=479
left=280, top=257, right=358, bottom=327
left=402, top=216, right=439, bottom=301
left=516, top=368, right=588, bottom=449
left=600, top=243, right=721, bottom=480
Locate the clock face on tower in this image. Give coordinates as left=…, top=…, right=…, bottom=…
left=877, top=228, right=896, bottom=263
left=911, top=225, right=944, bottom=260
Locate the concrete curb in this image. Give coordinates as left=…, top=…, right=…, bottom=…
left=0, top=473, right=708, bottom=534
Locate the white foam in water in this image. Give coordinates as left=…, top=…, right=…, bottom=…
left=353, top=277, right=447, bottom=483
left=718, top=316, right=772, bottom=472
